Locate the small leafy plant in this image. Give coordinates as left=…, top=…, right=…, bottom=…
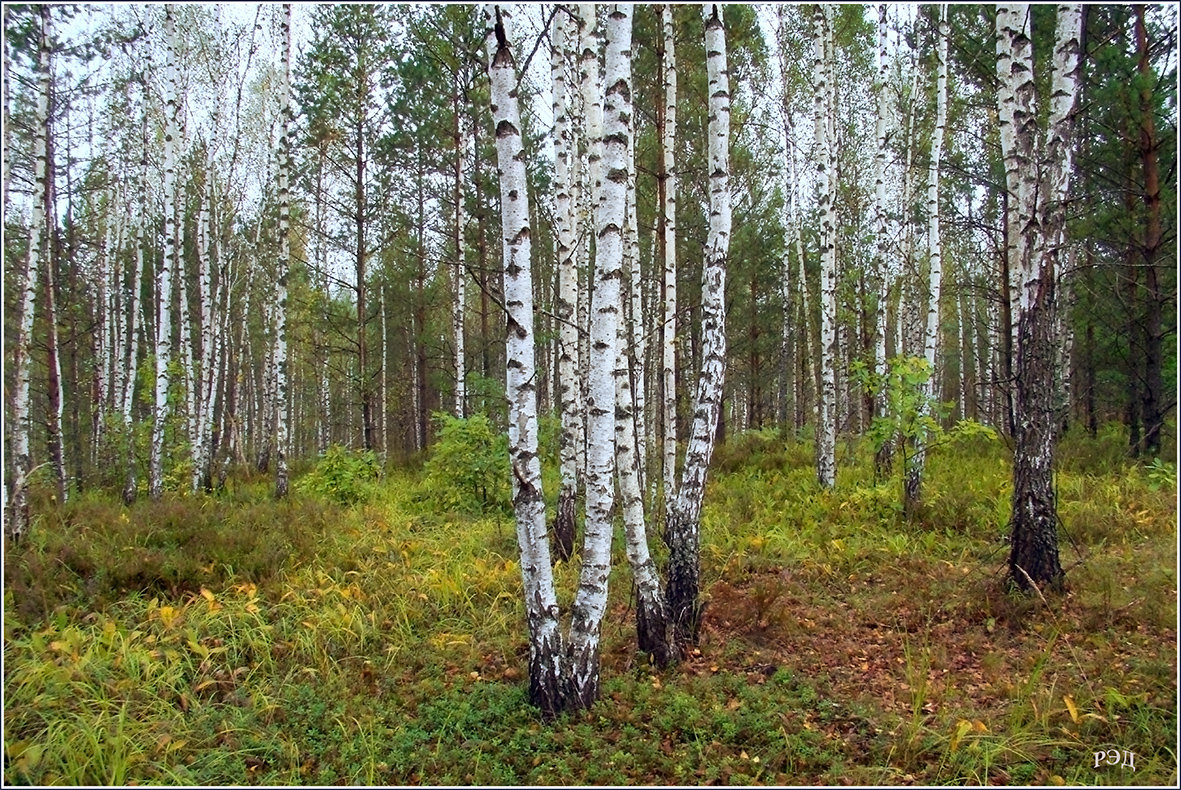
left=856, top=356, right=949, bottom=515
left=420, top=413, right=510, bottom=515
left=297, top=445, right=381, bottom=506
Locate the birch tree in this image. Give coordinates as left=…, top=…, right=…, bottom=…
left=870, top=2, right=893, bottom=474
left=274, top=3, right=292, bottom=499
left=552, top=4, right=580, bottom=562
left=567, top=1, right=631, bottom=710
left=149, top=6, right=180, bottom=500
left=483, top=3, right=564, bottom=716
left=6, top=5, right=51, bottom=541
left=812, top=4, right=837, bottom=489
left=658, top=3, right=679, bottom=505
left=904, top=4, right=948, bottom=514
left=997, top=3, right=1084, bottom=592
left=665, top=3, right=731, bottom=651
left=453, top=67, right=468, bottom=419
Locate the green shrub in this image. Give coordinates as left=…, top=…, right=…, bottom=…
left=297, top=445, right=381, bottom=506
left=420, top=413, right=511, bottom=516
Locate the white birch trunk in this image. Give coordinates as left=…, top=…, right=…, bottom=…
left=568, top=1, right=629, bottom=711
left=122, top=143, right=148, bottom=503
left=615, top=277, right=671, bottom=666
left=453, top=72, right=467, bottom=418
left=659, top=2, right=679, bottom=506
left=774, top=6, right=796, bottom=432
left=906, top=4, right=948, bottom=512
left=552, top=4, right=581, bottom=562
left=900, top=61, right=921, bottom=358
left=624, top=164, right=647, bottom=492
left=576, top=1, right=606, bottom=515
left=483, top=3, right=564, bottom=716
left=193, top=171, right=217, bottom=491
left=2, top=4, right=10, bottom=211
left=274, top=3, right=292, bottom=499
left=6, top=7, right=51, bottom=539
left=1002, top=3, right=1083, bottom=591
left=666, top=3, right=730, bottom=650
left=871, top=3, right=892, bottom=471
left=813, top=4, right=837, bottom=489
left=150, top=6, right=180, bottom=500
left=997, top=3, right=1036, bottom=353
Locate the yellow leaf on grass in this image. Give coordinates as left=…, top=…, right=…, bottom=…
left=200, top=588, right=216, bottom=603
left=950, top=720, right=973, bottom=753
left=1064, top=694, right=1079, bottom=724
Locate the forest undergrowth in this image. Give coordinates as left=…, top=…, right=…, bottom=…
left=3, top=423, right=1176, bottom=785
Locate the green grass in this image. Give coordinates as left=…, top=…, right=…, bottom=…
left=4, top=424, right=1177, bottom=785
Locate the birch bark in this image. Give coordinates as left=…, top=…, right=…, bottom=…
left=274, top=2, right=292, bottom=499
left=150, top=6, right=181, bottom=500
left=6, top=5, right=51, bottom=540
left=905, top=4, right=948, bottom=513
left=813, top=4, right=837, bottom=489
left=453, top=72, right=467, bottom=419
left=552, top=4, right=580, bottom=562
left=567, top=1, right=629, bottom=711
left=659, top=3, right=679, bottom=506
left=998, top=3, right=1083, bottom=592
left=483, top=3, right=564, bottom=716
left=871, top=3, right=893, bottom=474
left=665, top=3, right=730, bottom=650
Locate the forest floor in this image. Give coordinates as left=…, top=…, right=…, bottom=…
left=3, top=425, right=1177, bottom=785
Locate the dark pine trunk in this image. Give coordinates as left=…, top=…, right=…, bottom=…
left=1135, top=4, right=1164, bottom=458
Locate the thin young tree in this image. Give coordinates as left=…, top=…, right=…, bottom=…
left=658, top=3, right=679, bottom=506
left=6, top=5, right=52, bottom=541
left=812, top=3, right=837, bottom=489
left=665, top=2, right=731, bottom=652
left=904, top=3, right=948, bottom=514
left=274, top=3, right=293, bottom=499
left=149, top=6, right=181, bottom=500
left=870, top=2, right=893, bottom=475
left=552, top=3, right=580, bottom=562
left=453, top=66, right=468, bottom=419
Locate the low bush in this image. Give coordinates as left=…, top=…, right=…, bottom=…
left=296, top=445, right=381, bottom=506
left=419, top=413, right=510, bottom=516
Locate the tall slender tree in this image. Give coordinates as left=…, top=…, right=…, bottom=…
left=812, top=3, right=837, bottom=489
left=6, top=4, right=52, bottom=540
left=904, top=4, right=948, bottom=514
left=552, top=3, right=580, bottom=563
left=150, top=6, right=181, bottom=501
left=658, top=3, right=679, bottom=506
left=567, top=0, right=632, bottom=710
left=665, top=2, right=731, bottom=652
left=274, top=3, right=293, bottom=499
left=483, top=2, right=564, bottom=716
